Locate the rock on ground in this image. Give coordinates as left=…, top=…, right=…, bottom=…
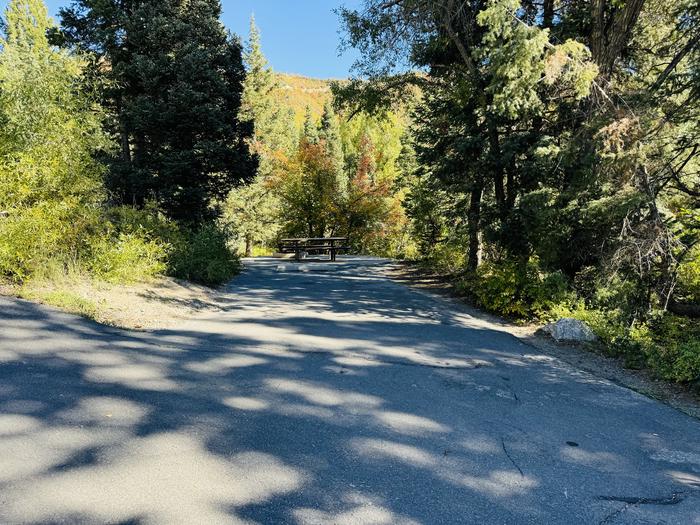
left=542, top=317, right=598, bottom=343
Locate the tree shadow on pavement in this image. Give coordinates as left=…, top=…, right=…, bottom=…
left=0, top=258, right=699, bottom=524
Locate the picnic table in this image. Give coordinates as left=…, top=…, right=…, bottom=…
left=278, top=237, right=349, bottom=262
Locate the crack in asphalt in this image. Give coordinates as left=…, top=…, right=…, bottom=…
left=597, top=493, right=685, bottom=525
left=501, top=437, right=524, bottom=477
left=598, top=493, right=685, bottom=505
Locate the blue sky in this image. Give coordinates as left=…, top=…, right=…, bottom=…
left=2, top=0, right=362, bottom=78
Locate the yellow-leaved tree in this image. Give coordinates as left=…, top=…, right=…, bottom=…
left=0, top=0, right=110, bottom=280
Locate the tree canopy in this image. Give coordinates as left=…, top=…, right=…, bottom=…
left=59, top=0, right=257, bottom=223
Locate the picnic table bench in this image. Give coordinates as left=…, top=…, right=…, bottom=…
left=278, top=237, right=349, bottom=262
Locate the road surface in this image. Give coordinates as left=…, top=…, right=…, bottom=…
left=0, top=257, right=698, bottom=524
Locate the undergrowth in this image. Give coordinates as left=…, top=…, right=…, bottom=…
left=420, top=253, right=700, bottom=387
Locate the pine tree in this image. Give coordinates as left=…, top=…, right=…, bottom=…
left=318, top=101, right=348, bottom=197
left=319, top=102, right=344, bottom=166
left=240, top=16, right=296, bottom=172
left=302, top=106, right=319, bottom=144
left=241, top=16, right=278, bottom=164
left=59, top=0, right=257, bottom=224
left=227, top=15, right=302, bottom=255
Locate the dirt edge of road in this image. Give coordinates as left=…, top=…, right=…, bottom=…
left=0, top=276, right=224, bottom=331
left=385, top=261, right=700, bottom=421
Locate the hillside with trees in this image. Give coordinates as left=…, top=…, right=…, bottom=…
left=274, top=73, right=334, bottom=124
left=225, top=17, right=414, bottom=258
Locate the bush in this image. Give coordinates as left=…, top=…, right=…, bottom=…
left=168, top=224, right=241, bottom=286
left=460, top=258, right=572, bottom=318
left=0, top=204, right=171, bottom=286
left=0, top=202, right=101, bottom=282
left=677, top=246, right=700, bottom=303
left=104, top=206, right=240, bottom=286
left=89, top=233, right=167, bottom=283
left=548, top=302, right=627, bottom=344
left=633, top=315, right=700, bottom=383
left=550, top=302, right=700, bottom=384
left=105, top=204, right=181, bottom=244
left=421, top=243, right=466, bottom=274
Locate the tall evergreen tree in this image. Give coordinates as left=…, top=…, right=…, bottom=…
left=240, top=15, right=276, bottom=124
left=227, top=16, right=300, bottom=256
left=319, top=103, right=343, bottom=165
left=240, top=16, right=296, bottom=172
left=59, top=0, right=256, bottom=224
left=318, top=101, right=347, bottom=196
left=302, top=106, right=319, bottom=144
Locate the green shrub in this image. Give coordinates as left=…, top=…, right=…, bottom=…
left=421, top=243, right=466, bottom=274
left=0, top=202, right=101, bottom=282
left=551, top=303, right=700, bottom=383
left=548, top=302, right=627, bottom=344
left=105, top=204, right=181, bottom=244
left=90, top=233, right=167, bottom=283
left=168, top=224, right=241, bottom=286
left=634, top=315, right=700, bottom=383
left=461, top=258, right=572, bottom=318
left=0, top=202, right=173, bottom=286
left=677, top=246, right=700, bottom=303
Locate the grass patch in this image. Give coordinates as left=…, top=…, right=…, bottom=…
left=24, top=288, right=101, bottom=321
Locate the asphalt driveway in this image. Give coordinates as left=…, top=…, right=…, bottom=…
left=0, top=257, right=698, bottom=524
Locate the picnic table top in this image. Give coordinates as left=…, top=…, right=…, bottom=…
left=280, top=237, right=348, bottom=242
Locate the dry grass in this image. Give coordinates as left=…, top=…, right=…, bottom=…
left=3, top=275, right=224, bottom=330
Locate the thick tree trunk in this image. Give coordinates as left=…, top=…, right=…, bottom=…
left=245, top=234, right=253, bottom=257
left=467, top=184, right=483, bottom=272
left=590, top=0, right=646, bottom=77
left=119, top=121, right=131, bottom=165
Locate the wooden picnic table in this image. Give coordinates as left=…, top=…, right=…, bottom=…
left=278, top=237, right=349, bottom=262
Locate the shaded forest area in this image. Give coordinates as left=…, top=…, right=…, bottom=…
left=0, top=0, right=698, bottom=387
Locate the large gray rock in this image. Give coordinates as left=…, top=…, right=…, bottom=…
left=542, top=317, right=598, bottom=343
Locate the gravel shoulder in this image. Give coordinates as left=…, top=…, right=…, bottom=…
left=0, top=276, right=224, bottom=330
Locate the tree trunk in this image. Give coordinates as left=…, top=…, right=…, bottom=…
left=467, top=184, right=483, bottom=272
left=119, top=120, right=131, bottom=165
left=590, top=0, right=646, bottom=77
left=542, top=0, right=554, bottom=29
left=245, top=234, right=253, bottom=257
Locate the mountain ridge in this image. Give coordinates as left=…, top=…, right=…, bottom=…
left=272, top=73, right=334, bottom=124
